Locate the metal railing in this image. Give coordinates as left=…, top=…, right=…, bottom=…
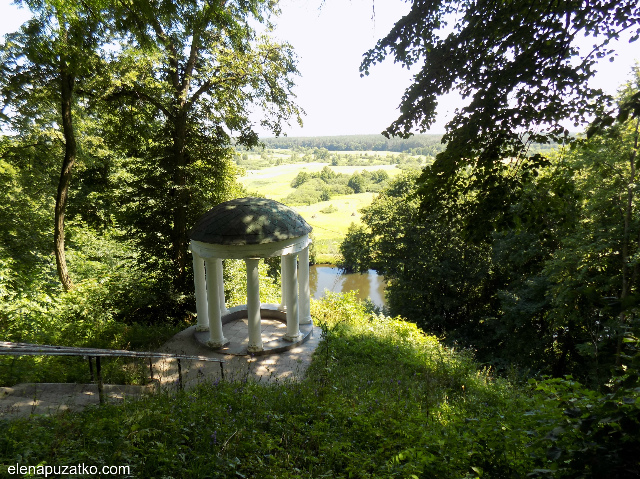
left=0, top=341, right=225, bottom=404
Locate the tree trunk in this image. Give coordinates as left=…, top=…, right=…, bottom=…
left=54, top=64, right=76, bottom=292
left=171, top=109, right=189, bottom=289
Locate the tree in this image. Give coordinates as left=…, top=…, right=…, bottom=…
left=543, top=77, right=640, bottom=375
left=347, top=172, right=365, bottom=193
left=339, top=72, right=640, bottom=381
left=339, top=223, right=371, bottom=274
left=361, top=0, right=640, bottom=223
left=291, top=170, right=311, bottom=188
left=314, top=147, right=330, bottom=160
left=0, top=134, right=60, bottom=294
left=0, top=0, right=108, bottom=291
left=370, top=169, right=389, bottom=184
left=106, top=0, right=302, bottom=288
left=319, top=165, right=337, bottom=182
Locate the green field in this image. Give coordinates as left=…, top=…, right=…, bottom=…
left=237, top=153, right=415, bottom=263
left=295, top=193, right=377, bottom=262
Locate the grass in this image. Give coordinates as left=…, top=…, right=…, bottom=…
left=239, top=162, right=400, bottom=203
left=239, top=162, right=328, bottom=201
left=299, top=194, right=376, bottom=263
left=239, top=160, right=403, bottom=263
left=1, top=292, right=634, bottom=477
left=0, top=293, right=555, bottom=478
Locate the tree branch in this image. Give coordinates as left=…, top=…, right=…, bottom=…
left=106, top=88, right=172, bottom=118
left=186, top=80, right=212, bottom=109
left=182, top=31, right=201, bottom=93
left=116, top=0, right=181, bottom=91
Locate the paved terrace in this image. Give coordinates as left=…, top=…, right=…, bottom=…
left=0, top=318, right=322, bottom=420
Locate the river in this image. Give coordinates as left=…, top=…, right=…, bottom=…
left=308, top=265, right=386, bottom=308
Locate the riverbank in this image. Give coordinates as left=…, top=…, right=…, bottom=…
left=313, top=253, right=339, bottom=264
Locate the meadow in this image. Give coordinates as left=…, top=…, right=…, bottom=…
left=237, top=149, right=419, bottom=263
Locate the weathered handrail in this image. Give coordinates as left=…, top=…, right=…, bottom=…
left=0, top=341, right=225, bottom=404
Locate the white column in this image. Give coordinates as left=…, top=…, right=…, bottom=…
left=216, top=258, right=228, bottom=316
left=205, top=258, right=227, bottom=348
left=192, top=251, right=209, bottom=331
left=298, top=245, right=312, bottom=325
left=284, top=253, right=301, bottom=341
left=246, top=258, right=264, bottom=353
left=279, top=255, right=288, bottom=311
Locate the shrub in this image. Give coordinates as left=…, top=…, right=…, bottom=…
left=319, top=204, right=337, bottom=214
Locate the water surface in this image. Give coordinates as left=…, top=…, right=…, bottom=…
left=309, top=265, right=386, bottom=309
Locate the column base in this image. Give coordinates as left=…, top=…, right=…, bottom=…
left=247, top=344, right=264, bottom=353
left=299, top=315, right=313, bottom=325
left=207, top=337, right=228, bottom=349
left=196, top=325, right=210, bottom=332
left=284, top=331, right=302, bottom=342
left=193, top=314, right=313, bottom=356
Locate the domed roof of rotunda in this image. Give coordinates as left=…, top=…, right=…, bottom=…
left=190, top=197, right=312, bottom=246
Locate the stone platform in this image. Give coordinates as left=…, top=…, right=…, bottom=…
left=193, top=304, right=314, bottom=355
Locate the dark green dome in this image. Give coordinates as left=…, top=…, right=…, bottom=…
left=190, top=197, right=312, bottom=246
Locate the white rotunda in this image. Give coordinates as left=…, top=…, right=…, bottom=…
left=189, top=197, right=313, bottom=355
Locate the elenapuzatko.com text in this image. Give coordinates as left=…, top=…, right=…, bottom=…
left=8, top=464, right=131, bottom=476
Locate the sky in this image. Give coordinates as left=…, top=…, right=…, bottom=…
left=1, top=0, right=638, bottom=137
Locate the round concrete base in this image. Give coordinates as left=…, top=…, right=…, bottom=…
left=193, top=304, right=313, bottom=356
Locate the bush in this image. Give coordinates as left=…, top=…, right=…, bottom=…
left=0, top=274, right=184, bottom=386
left=319, top=204, right=337, bottom=214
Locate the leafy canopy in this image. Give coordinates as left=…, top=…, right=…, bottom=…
left=362, top=0, right=639, bottom=146
left=362, top=0, right=640, bottom=221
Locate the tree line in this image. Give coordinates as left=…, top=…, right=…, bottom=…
left=261, top=133, right=447, bottom=153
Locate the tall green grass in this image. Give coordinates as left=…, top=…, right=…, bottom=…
left=1, top=292, right=601, bottom=478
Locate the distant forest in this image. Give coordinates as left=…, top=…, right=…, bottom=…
left=260, top=133, right=562, bottom=156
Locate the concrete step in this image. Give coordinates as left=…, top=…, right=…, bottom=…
left=0, top=383, right=151, bottom=420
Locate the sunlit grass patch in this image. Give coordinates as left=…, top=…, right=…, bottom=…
left=239, top=162, right=329, bottom=201
left=298, top=194, right=375, bottom=262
